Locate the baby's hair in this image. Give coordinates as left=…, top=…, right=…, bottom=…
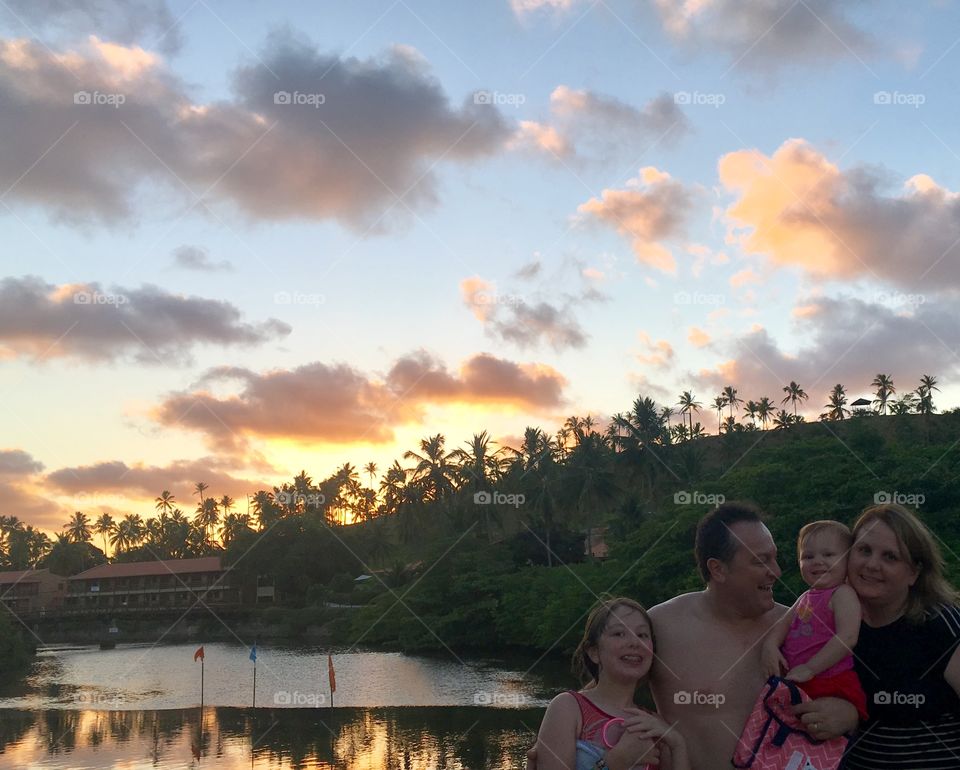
left=797, top=520, right=853, bottom=554
left=571, top=595, right=653, bottom=685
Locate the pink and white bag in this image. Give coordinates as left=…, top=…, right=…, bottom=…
left=732, top=677, right=847, bottom=770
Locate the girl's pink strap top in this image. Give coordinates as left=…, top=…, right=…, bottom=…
left=569, top=690, right=616, bottom=744
left=781, top=585, right=854, bottom=677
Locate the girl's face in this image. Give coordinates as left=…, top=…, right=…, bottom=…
left=798, top=529, right=849, bottom=589
left=588, top=605, right=654, bottom=683
left=847, top=520, right=919, bottom=611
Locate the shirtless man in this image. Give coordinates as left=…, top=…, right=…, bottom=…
left=527, top=501, right=859, bottom=770
left=647, top=501, right=787, bottom=769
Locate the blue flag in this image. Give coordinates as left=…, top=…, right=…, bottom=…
left=249, top=644, right=257, bottom=662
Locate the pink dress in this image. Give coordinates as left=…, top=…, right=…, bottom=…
left=781, top=586, right=853, bottom=676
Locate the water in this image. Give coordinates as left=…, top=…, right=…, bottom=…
left=0, top=643, right=566, bottom=769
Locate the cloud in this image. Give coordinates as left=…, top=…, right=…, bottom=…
left=385, top=350, right=567, bottom=408
left=514, top=87, right=688, bottom=161
left=692, top=295, right=960, bottom=408
left=2, top=1, right=182, bottom=53
left=0, top=449, right=45, bottom=477
left=513, top=120, right=573, bottom=157
left=510, top=0, right=582, bottom=16
left=171, top=245, right=233, bottom=272
left=652, top=0, right=874, bottom=70
left=720, top=139, right=960, bottom=289
left=0, top=35, right=509, bottom=229
left=730, top=267, right=761, bottom=287
left=0, top=275, right=290, bottom=363
left=459, top=273, right=599, bottom=351
left=635, top=331, right=674, bottom=369
left=45, top=456, right=268, bottom=503
left=0, top=449, right=58, bottom=529
left=153, top=352, right=567, bottom=449
left=578, top=167, right=694, bottom=273
left=688, top=326, right=712, bottom=347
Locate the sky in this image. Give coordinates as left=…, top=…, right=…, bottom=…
left=2, top=0, right=960, bottom=534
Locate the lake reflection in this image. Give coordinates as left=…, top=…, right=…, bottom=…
left=0, top=705, right=545, bottom=769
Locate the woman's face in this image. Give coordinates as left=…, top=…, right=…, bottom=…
left=848, top=519, right=919, bottom=611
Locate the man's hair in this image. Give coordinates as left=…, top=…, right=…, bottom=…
left=797, top=520, right=852, bottom=554
left=695, top=500, right=765, bottom=583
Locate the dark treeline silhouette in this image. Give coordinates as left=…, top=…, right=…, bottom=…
left=0, top=373, right=948, bottom=579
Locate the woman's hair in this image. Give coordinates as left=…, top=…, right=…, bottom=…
left=797, top=520, right=853, bottom=554
left=853, top=503, right=959, bottom=622
left=572, top=596, right=653, bottom=685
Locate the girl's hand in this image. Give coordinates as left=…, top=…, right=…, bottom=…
left=605, top=709, right=662, bottom=768
left=785, top=665, right=813, bottom=683
left=623, top=711, right=685, bottom=752
left=606, top=730, right=660, bottom=769
left=761, top=646, right=787, bottom=680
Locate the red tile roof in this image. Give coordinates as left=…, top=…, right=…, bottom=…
left=0, top=569, right=49, bottom=584
left=70, top=557, right=224, bottom=580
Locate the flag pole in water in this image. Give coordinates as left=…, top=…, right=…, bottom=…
left=194, top=645, right=205, bottom=709
left=250, top=643, right=258, bottom=708
left=327, top=653, right=336, bottom=708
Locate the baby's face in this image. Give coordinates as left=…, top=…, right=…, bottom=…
left=798, top=530, right=849, bottom=589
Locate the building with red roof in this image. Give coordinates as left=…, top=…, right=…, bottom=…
left=65, top=556, right=239, bottom=610
left=0, top=568, right=67, bottom=613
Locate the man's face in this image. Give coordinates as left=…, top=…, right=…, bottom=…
left=717, top=521, right=782, bottom=614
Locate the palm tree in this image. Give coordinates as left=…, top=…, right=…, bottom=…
left=93, top=513, right=114, bottom=557
left=756, top=397, right=774, bottom=429
left=722, top=386, right=743, bottom=419
left=890, top=392, right=918, bottom=415
left=824, top=384, right=849, bottom=421
left=378, top=461, right=408, bottom=517
left=364, top=462, right=378, bottom=488
left=712, top=395, right=728, bottom=434
left=677, top=391, right=702, bottom=434
left=194, top=498, right=219, bottom=547
left=743, top=400, right=759, bottom=428
left=220, top=513, right=254, bottom=547
left=251, top=490, right=280, bottom=530
left=660, top=406, right=675, bottom=430
left=772, top=410, right=794, bottom=430
left=872, top=374, right=896, bottom=415
left=451, top=431, right=507, bottom=542
left=508, top=427, right=561, bottom=566
left=109, top=514, right=145, bottom=555
left=404, top=434, right=458, bottom=502
left=917, top=374, right=939, bottom=415
left=781, top=381, right=809, bottom=417
left=611, top=397, right=668, bottom=450
left=193, top=482, right=209, bottom=519
left=154, top=490, right=176, bottom=516
left=565, top=431, right=617, bottom=558
left=563, top=415, right=584, bottom=446
left=64, top=511, right=92, bottom=543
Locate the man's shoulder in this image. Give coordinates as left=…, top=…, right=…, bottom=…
left=649, top=591, right=704, bottom=619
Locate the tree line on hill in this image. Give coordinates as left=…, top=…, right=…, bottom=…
left=0, top=372, right=949, bottom=581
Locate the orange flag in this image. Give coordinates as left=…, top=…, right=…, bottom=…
left=327, top=653, right=336, bottom=694
left=194, top=646, right=205, bottom=662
